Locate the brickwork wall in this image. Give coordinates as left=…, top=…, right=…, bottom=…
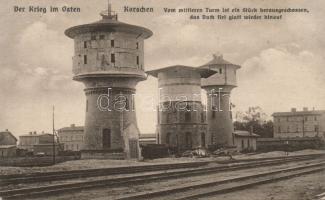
left=205, top=86, right=234, bottom=147
left=157, top=101, right=208, bottom=150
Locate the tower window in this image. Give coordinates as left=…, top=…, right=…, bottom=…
left=136, top=56, right=139, bottom=65
left=91, top=35, right=96, bottom=40
left=136, top=42, right=139, bottom=49
left=219, top=68, right=222, bottom=74
left=111, top=40, right=115, bottom=47
left=212, top=106, right=216, bottom=119
left=125, top=97, right=129, bottom=110
left=84, top=55, right=87, bottom=64
left=185, top=111, right=191, bottom=122
left=84, top=41, right=87, bottom=48
left=86, top=100, right=88, bottom=112
left=111, top=54, right=115, bottom=63
left=315, top=125, right=319, bottom=132
left=99, top=35, right=105, bottom=40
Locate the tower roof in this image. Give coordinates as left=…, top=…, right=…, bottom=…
left=199, top=54, right=241, bottom=69
left=146, top=65, right=217, bottom=78
left=65, top=2, right=153, bottom=39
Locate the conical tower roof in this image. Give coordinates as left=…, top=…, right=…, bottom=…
left=199, top=54, right=241, bottom=69
left=65, top=3, right=152, bottom=39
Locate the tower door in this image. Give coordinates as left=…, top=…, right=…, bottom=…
left=102, top=129, right=111, bottom=149
left=185, top=132, right=192, bottom=149
left=129, top=139, right=138, bottom=159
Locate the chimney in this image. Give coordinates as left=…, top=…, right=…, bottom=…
left=71, top=124, right=75, bottom=128
left=303, top=107, right=308, bottom=111
left=29, top=132, right=32, bottom=135
left=33, top=131, right=37, bottom=135
left=291, top=108, right=296, bottom=112
left=5, top=129, right=8, bottom=132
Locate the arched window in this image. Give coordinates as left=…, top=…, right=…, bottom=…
left=201, top=132, right=206, bottom=147
left=102, top=129, right=111, bottom=149
left=166, top=132, right=171, bottom=145
left=185, top=112, right=191, bottom=122
left=185, top=132, right=192, bottom=149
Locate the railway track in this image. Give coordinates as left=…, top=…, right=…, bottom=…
left=1, top=153, right=322, bottom=186
left=115, top=162, right=325, bottom=200
left=0, top=154, right=323, bottom=199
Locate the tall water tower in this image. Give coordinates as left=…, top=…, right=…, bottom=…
left=65, top=3, right=152, bottom=159
left=200, top=54, right=241, bottom=147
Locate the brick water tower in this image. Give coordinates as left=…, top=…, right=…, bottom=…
left=65, top=3, right=152, bottom=159
left=200, top=54, right=241, bottom=147
left=147, top=65, right=216, bottom=151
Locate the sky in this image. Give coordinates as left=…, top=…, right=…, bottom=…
left=0, top=0, right=324, bottom=138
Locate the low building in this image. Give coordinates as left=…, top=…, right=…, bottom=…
left=0, top=130, right=18, bottom=158
left=233, top=130, right=259, bottom=151
left=273, top=108, right=325, bottom=139
left=0, top=145, right=17, bottom=158
left=19, top=132, right=54, bottom=152
left=257, top=137, right=323, bottom=152
left=58, top=124, right=84, bottom=151
left=33, top=143, right=62, bottom=156
left=0, top=129, right=17, bottom=145
left=139, top=134, right=157, bottom=146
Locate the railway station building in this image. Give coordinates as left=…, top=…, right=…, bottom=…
left=273, top=108, right=325, bottom=139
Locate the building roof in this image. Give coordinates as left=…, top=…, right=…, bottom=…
left=65, top=7, right=152, bottom=39
left=19, top=133, right=52, bottom=137
left=233, top=130, right=259, bottom=137
left=0, top=131, right=17, bottom=142
left=146, top=65, right=217, bottom=78
left=272, top=110, right=325, bottom=117
left=58, top=126, right=84, bottom=132
left=33, top=143, right=60, bottom=146
left=199, top=54, right=241, bottom=69
left=257, top=137, right=321, bottom=142
left=139, top=134, right=156, bottom=139
left=0, top=145, right=16, bottom=149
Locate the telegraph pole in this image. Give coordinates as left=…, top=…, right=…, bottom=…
left=52, top=106, right=56, bottom=164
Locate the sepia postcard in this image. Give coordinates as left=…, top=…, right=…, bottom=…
left=0, top=0, right=324, bottom=199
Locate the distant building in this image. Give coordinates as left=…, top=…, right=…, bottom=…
left=233, top=130, right=259, bottom=151
left=139, top=134, right=156, bottom=146
left=0, top=129, right=17, bottom=145
left=33, top=144, right=62, bottom=156
left=0, top=145, right=17, bottom=158
left=273, top=108, right=325, bottom=139
left=58, top=124, right=84, bottom=151
left=18, top=132, right=54, bottom=152
left=0, top=129, right=18, bottom=158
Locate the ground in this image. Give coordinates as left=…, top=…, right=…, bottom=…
left=0, top=149, right=324, bottom=175
left=202, top=172, right=325, bottom=200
